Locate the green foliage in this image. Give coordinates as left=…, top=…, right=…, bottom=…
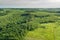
left=0, top=8, right=60, bottom=40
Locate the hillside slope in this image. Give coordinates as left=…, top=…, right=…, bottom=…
left=0, top=8, right=60, bottom=40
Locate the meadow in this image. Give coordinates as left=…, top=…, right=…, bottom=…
left=0, top=8, right=60, bottom=40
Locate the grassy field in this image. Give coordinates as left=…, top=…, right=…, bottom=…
left=0, top=8, right=60, bottom=40
left=25, top=23, right=60, bottom=40
left=25, top=14, right=60, bottom=40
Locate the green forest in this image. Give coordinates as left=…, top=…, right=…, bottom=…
left=0, top=8, right=60, bottom=40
